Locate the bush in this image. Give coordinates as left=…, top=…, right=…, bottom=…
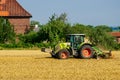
left=35, top=42, right=51, bottom=48
left=0, top=43, right=17, bottom=48
left=18, top=31, right=39, bottom=44
left=0, top=43, right=34, bottom=49
left=114, top=44, right=120, bottom=50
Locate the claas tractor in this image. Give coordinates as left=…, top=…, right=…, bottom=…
left=41, top=34, right=112, bottom=59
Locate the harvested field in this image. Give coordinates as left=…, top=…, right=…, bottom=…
left=0, top=50, right=120, bottom=80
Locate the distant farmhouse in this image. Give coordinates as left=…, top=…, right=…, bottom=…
left=0, top=0, right=32, bottom=34
left=110, top=32, right=120, bottom=43
left=110, top=27, right=120, bottom=43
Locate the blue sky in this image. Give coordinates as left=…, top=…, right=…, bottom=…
left=17, top=0, right=120, bottom=26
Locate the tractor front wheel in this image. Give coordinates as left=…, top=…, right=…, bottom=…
left=79, top=45, right=93, bottom=59
left=57, top=49, right=70, bottom=59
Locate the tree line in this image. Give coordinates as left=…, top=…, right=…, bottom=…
left=0, top=13, right=120, bottom=50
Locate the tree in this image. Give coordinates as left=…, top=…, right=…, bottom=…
left=18, top=31, right=38, bottom=44
left=65, top=24, right=94, bottom=39
left=38, top=13, right=69, bottom=43
left=70, top=24, right=85, bottom=34
left=30, top=20, right=41, bottom=27
left=95, top=25, right=112, bottom=32
left=0, top=17, right=15, bottom=43
left=57, top=13, right=67, bottom=22
left=88, top=27, right=116, bottom=49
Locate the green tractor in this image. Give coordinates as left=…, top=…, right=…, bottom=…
left=42, top=34, right=112, bottom=59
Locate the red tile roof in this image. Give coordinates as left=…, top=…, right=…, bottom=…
left=110, top=32, right=120, bottom=37
left=0, top=0, right=32, bottom=17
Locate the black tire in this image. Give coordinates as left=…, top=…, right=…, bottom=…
left=57, top=49, right=70, bottom=59
left=51, top=51, right=57, bottom=58
left=79, top=45, right=94, bottom=59
left=51, top=54, right=57, bottom=58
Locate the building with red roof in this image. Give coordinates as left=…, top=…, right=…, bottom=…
left=110, top=32, right=120, bottom=43
left=0, top=0, right=32, bottom=34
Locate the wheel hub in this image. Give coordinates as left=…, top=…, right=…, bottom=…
left=82, top=49, right=91, bottom=57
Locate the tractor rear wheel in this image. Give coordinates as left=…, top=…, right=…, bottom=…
left=57, top=49, right=70, bottom=59
left=79, top=45, right=93, bottom=59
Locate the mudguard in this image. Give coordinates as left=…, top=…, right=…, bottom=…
left=78, top=42, right=92, bottom=49
left=53, top=42, right=70, bottom=54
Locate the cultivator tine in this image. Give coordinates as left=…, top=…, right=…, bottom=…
left=92, top=46, right=113, bottom=59
left=109, top=50, right=112, bottom=56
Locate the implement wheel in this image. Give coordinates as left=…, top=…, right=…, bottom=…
left=57, top=49, right=70, bottom=59
left=80, top=45, right=93, bottom=59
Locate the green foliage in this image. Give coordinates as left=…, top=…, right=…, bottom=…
left=35, top=43, right=51, bottom=48
left=30, top=20, right=41, bottom=26
left=0, top=13, right=120, bottom=50
left=0, top=43, right=34, bottom=49
left=18, top=31, right=39, bottom=44
left=69, top=24, right=93, bottom=35
left=37, top=13, right=69, bottom=44
left=88, top=26, right=117, bottom=49
left=0, top=17, right=15, bottom=43
left=23, top=14, right=120, bottom=50
left=95, top=25, right=112, bottom=32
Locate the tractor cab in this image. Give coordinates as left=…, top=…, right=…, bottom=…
left=67, top=34, right=85, bottom=49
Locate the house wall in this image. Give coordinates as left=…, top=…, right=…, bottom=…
left=9, top=18, right=30, bottom=34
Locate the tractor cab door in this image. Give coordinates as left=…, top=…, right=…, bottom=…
left=72, top=35, right=84, bottom=49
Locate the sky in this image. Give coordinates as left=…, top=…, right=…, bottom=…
left=17, top=0, right=120, bottom=26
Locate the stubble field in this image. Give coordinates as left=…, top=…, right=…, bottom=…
left=0, top=50, right=120, bottom=80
